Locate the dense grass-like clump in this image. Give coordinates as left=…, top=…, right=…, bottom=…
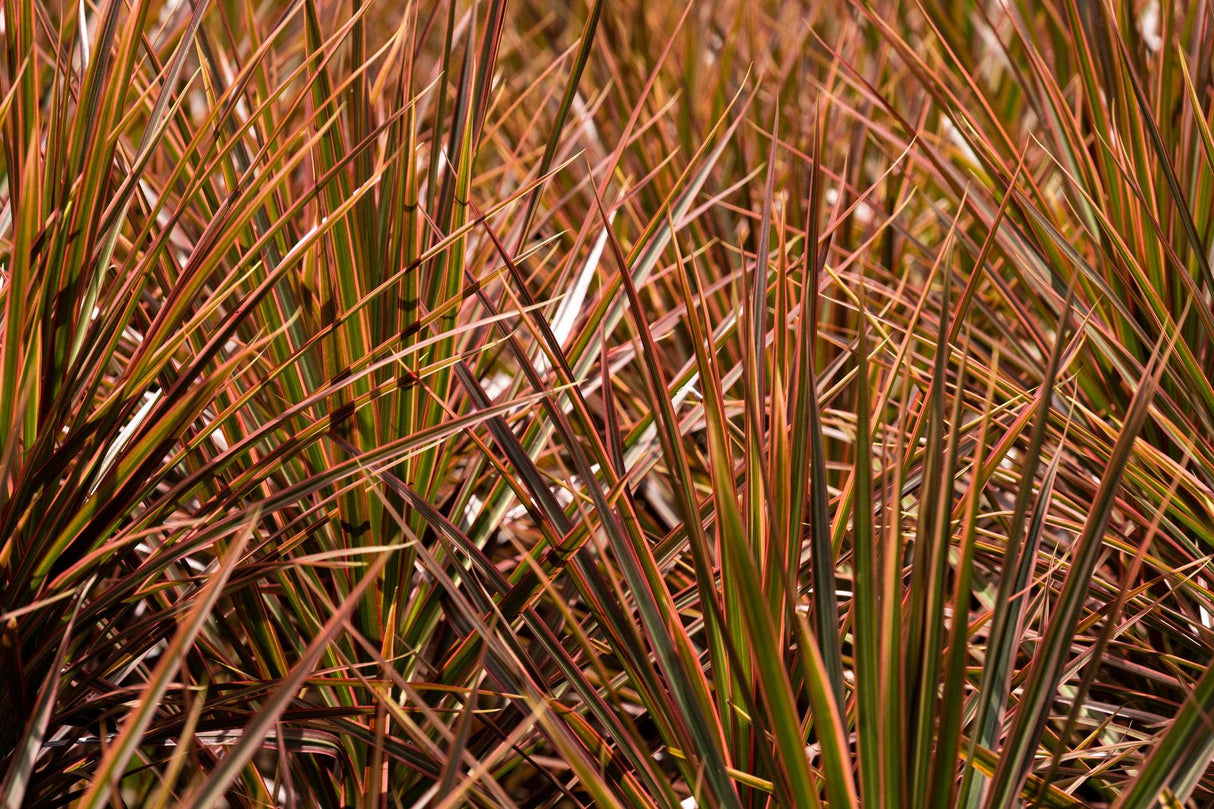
left=2, top=0, right=1213, bottom=806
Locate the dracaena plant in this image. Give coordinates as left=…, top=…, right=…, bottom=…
left=1, top=0, right=1213, bottom=807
